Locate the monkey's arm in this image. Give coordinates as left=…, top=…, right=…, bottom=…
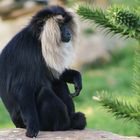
left=60, top=69, right=82, bottom=97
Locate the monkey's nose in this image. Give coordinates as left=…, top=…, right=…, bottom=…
left=62, top=32, right=71, bottom=43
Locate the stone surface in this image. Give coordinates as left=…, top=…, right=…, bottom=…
left=0, top=128, right=139, bottom=140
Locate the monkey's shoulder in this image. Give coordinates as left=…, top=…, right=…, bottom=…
left=1, top=27, right=41, bottom=59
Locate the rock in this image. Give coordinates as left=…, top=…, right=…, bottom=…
left=0, top=128, right=139, bottom=140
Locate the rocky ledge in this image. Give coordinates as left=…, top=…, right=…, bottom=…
left=0, top=128, right=139, bottom=140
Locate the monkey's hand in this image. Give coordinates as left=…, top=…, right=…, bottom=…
left=60, top=69, right=82, bottom=97
left=71, top=71, right=82, bottom=97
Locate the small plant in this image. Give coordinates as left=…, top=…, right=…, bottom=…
left=77, top=4, right=140, bottom=133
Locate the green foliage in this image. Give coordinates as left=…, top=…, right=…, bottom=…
left=76, top=45, right=139, bottom=136
left=107, top=6, right=140, bottom=39
left=77, top=4, right=140, bottom=134
left=99, top=92, right=140, bottom=122
left=115, top=11, right=138, bottom=28
left=77, top=6, right=127, bottom=37
left=77, top=5, right=140, bottom=39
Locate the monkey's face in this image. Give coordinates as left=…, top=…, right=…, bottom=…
left=31, top=6, right=77, bottom=45
left=30, top=6, right=77, bottom=74
left=55, top=14, right=72, bottom=43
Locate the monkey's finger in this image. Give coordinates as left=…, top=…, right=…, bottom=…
left=74, top=83, right=82, bottom=93
left=70, top=91, right=80, bottom=98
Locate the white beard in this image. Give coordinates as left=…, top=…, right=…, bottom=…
left=40, top=18, right=75, bottom=78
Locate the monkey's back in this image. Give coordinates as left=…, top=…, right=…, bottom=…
left=0, top=27, right=52, bottom=110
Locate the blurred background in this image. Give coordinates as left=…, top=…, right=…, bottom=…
left=0, top=0, right=139, bottom=136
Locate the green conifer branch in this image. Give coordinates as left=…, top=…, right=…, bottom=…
left=77, top=5, right=140, bottom=39
left=77, top=6, right=125, bottom=36
left=77, top=4, right=140, bottom=127
left=99, top=93, right=140, bottom=122
left=106, top=5, right=140, bottom=39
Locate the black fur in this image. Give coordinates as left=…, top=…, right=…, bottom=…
left=0, top=6, right=86, bottom=138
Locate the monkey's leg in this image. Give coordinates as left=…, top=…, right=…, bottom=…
left=11, top=108, right=25, bottom=128
left=53, top=80, right=75, bottom=115
left=37, top=86, right=70, bottom=131
left=0, top=96, right=25, bottom=128
left=14, top=85, right=39, bottom=138
left=52, top=80, right=86, bottom=130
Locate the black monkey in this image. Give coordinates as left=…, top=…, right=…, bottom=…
left=0, top=6, right=86, bottom=138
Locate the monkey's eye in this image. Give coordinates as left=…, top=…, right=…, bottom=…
left=58, top=22, right=65, bottom=28
left=58, top=20, right=64, bottom=25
